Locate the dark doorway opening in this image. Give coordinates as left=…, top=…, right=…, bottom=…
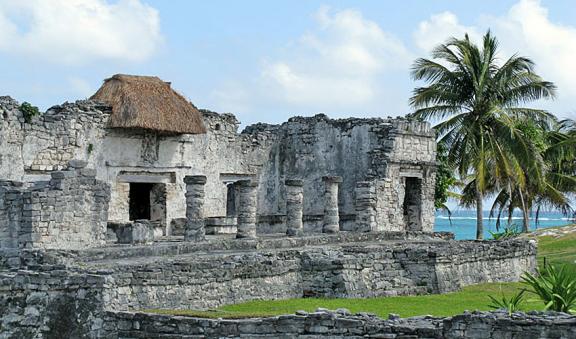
left=226, top=182, right=239, bottom=217
left=403, top=177, right=422, bottom=231
left=129, top=183, right=153, bottom=220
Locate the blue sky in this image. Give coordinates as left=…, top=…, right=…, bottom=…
left=1, top=0, right=575, bottom=126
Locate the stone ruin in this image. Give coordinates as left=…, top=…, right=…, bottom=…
left=0, top=75, right=549, bottom=338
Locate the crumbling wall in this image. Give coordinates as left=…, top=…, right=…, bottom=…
left=92, top=238, right=535, bottom=310
left=1, top=96, right=437, bottom=234
left=0, top=267, right=109, bottom=339
left=257, top=115, right=381, bottom=216
left=0, top=238, right=539, bottom=338
left=104, top=309, right=576, bottom=339
left=0, top=162, right=110, bottom=250
left=256, top=115, right=436, bottom=233
left=0, top=97, right=109, bottom=180
left=372, top=120, right=437, bottom=232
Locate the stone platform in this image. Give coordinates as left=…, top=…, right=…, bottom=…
left=0, top=233, right=537, bottom=337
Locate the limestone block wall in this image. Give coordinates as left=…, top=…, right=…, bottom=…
left=104, top=310, right=576, bottom=339
left=0, top=239, right=538, bottom=338
left=0, top=163, right=110, bottom=250
left=257, top=115, right=382, bottom=216
left=93, top=239, right=535, bottom=310
left=256, top=115, right=437, bottom=233
left=0, top=97, right=109, bottom=180
left=100, top=111, right=276, bottom=229
left=1, top=96, right=437, bottom=234
left=369, top=120, right=437, bottom=233
left=0, top=268, right=109, bottom=339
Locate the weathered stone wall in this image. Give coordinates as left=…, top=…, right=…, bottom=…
left=82, top=238, right=535, bottom=310
left=1, top=97, right=436, bottom=235
left=0, top=97, right=109, bottom=180
left=0, top=238, right=538, bottom=338
left=0, top=267, right=109, bottom=339
left=371, top=120, right=437, bottom=233
left=256, top=115, right=437, bottom=233
left=104, top=309, right=576, bottom=339
left=0, top=162, right=110, bottom=250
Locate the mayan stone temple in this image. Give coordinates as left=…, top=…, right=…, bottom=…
left=0, top=75, right=539, bottom=338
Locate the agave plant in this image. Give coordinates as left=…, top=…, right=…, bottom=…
left=488, top=289, right=526, bottom=315
left=522, top=263, right=576, bottom=313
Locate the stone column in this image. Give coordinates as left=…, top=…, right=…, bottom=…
left=355, top=181, right=377, bottom=232
left=184, top=175, right=207, bottom=242
left=236, top=180, right=258, bottom=239
left=322, top=176, right=342, bottom=234
left=285, top=179, right=304, bottom=236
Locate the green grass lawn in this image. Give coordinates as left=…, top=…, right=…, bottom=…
left=145, top=227, right=576, bottom=319
left=536, top=232, right=576, bottom=268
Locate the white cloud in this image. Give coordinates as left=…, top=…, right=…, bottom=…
left=0, top=0, right=161, bottom=64
left=414, top=0, right=576, bottom=117
left=261, top=7, right=412, bottom=109
left=488, top=0, right=576, bottom=103
left=413, top=11, right=481, bottom=52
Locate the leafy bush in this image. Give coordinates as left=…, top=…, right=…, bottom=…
left=522, top=263, right=576, bottom=313
left=490, top=225, right=521, bottom=240
left=19, top=102, right=41, bottom=123
left=488, top=289, right=526, bottom=315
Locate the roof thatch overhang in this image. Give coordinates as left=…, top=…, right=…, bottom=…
left=90, top=74, right=206, bottom=134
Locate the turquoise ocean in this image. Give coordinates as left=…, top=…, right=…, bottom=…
left=435, top=210, right=574, bottom=240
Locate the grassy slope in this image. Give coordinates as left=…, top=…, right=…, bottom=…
left=145, top=229, right=576, bottom=318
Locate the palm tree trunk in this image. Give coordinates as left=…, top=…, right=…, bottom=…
left=518, top=188, right=529, bottom=233
left=476, top=189, right=484, bottom=240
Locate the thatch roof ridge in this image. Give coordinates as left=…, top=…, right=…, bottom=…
left=90, top=74, right=206, bottom=134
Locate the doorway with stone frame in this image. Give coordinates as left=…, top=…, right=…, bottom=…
left=403, top=176, right=423, bottom=232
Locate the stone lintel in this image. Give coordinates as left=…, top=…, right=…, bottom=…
left=355, top=181, right=374, bottom=188
left=285, top=179, right=303, bottom=187
left=237, top=179, right=257, bottom=187
left=184, top=175, right=207, bottom=185
left=322, top=176, right=343, bottom=183
left=68, top=159, right=87, bottom=169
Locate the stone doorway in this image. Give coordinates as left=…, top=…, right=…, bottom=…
left=129, top=183, right=167, bottom=225
left=129, top=183, right=152, bottom=220
left=225, top=182, right=240, bottom=217
left=403, top=177, right=422, bottom=231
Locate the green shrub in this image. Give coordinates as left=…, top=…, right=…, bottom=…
left=490, top=225, right=521, bottom=240
left=522, top=263, right=576, bottom=313
left=19, top=102, right=41, bottom=123
left=488, top=289, right=526, bottom=315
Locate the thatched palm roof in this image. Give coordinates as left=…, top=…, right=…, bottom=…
left=91, top=74, right=206, bottom=134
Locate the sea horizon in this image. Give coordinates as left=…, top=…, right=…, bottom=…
left=434, top=210, right=574, bottom=240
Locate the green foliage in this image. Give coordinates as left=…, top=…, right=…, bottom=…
left=410, top=30, right=556, bottom=239
left=87, top=143, right=94, bottom=155
left=19, top=102, right=41, bottom=123
left=489, top=225, right=521, bottom=240
left=488, top=289, right=526, bottom=315
left=522, top=263, right=576, bottom=313
left=434, top=142, right=458, bottom=211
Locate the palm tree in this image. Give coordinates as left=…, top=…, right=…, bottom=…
left=490, top=118, right=576, bottom=231
left=409, top=31, right=556, bottom=239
